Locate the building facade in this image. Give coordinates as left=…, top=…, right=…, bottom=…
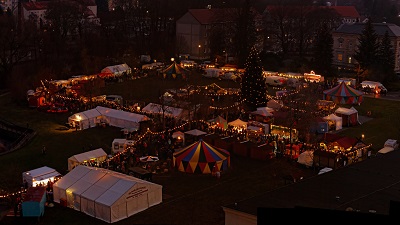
left=332, top=22, right=400, bottom=72
left=21, top=0, right=98, bottom=28
left=176, top=7, right=262, bottom=61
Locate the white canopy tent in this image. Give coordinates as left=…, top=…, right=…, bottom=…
left=96, top=106, right=149, bottom=129
left=228, top=119, right=248, bottom=129
left=68, top=108, right=102, bottom=130
left=101, top=63, right=132, bottom=77
left=142, top=103, right=188, bottom=120
left=323, top=113, right=343, bottom=131
left=53, top=165, right=162, bottom=223
left=184, top=129, right=207, bottom=136
left=335, top=106, right=359, bottom=127
left=297, top=150, right=314, bottom=167
left=22, top=166, right=61, bottom=187
left=69, top=106, right=148, bottom=131
left=68, top=148, right=108, bottom=171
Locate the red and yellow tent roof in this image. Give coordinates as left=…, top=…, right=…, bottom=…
left=173, top=140, right=230, bottom=174
left=323, top=82, right=363, bottom=105
left=162, top=61, right=189, bottom=79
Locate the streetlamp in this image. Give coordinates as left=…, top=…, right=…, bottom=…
left=223, top=50, right=227, bottom=64
left=198, top=44, right=201, bottom=59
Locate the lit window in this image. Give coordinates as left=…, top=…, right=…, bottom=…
left=348, top=57, right=352, bottom=64
left=338, top=54, right=343, bottom=61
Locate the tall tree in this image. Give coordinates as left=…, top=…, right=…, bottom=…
left=376, top=30, right=395, bottom=82
left=313, top=22, right=333, bottom=77
left=233, top=0, right=257, bottom=67
left=354, top=18, right=379, bottom=80
left=240, top=46, right=267, bottom=111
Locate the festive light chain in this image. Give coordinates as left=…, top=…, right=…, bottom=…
left=0, top=189, right=27, bottom=198
left=209, top=99, right=246, bottom=110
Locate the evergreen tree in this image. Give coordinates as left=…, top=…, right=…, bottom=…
left=240, top=47, right=267, bottom=111
left=313, top=22, right=333, bottom=77
left=233, top=0, right=257, bottom=67
left=377, top=30, right=395, bottom=82
left=354, top=18, right=379, bottom=77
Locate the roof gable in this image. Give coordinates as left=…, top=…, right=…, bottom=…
left=335, top=22, right=400, bottom=37
left=325, top=6, right=360, bottom=18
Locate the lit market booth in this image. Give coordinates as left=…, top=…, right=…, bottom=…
left=68, top=148, right=108, bottom=171
left=313, top=133, right=372, bottom=169
left=22, top=166, right=61, bottom=188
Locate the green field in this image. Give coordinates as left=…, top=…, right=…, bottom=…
left=0, top=73, right=399, bottom=225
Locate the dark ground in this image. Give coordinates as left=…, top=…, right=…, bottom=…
left=0, top=153, right=318, bottom=225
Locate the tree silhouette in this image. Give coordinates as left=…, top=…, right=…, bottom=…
left=240, top=46, right=267, bottom=111
left=354, top=18, right=379, bottom=81
left=376, top=30, right=395, bottom=82
left=313, top=22, right=333, bottom=77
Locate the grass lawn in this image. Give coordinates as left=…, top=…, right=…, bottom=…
left=0, top=73, right=399, bottom=224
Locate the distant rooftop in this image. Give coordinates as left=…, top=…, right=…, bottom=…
left=335, top=22, right=400, bottom=37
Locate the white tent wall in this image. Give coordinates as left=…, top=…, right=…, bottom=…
left=53, top=166, right=92, bottom=203
left=54, top=166, right=162, bottom=223
left=67, top=170, right=107, bottom=210
left=81, top=186, right=107, bottom=217
left=67, top=180, right=93, bottom=210
left=95, top=202, right=111, bottom=223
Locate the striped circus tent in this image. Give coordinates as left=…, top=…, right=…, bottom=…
left=173, top=139, right=230, bottom=174
left=323, top=82, right=363, bottom=105
left=161, top=61, right=189, bottom=79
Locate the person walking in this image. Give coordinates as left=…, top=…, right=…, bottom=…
left=42, top=145, right=46, bottom=155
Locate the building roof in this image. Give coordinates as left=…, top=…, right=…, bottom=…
left=22, top=0, right=96, bottom=11
left=325, top=6, right=360, bottom=18
left=335, top=22, right=400, bottom=37
left=223, top=149, right=400, bottom=216
left=265, top=5, right=359, bottom=18
left=22, top=1, right=50, bottom=11
left=188, top=8, right=245, bottom=25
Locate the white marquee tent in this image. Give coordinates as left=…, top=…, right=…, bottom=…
left=142, top=103, right=188, bottom=120
left=22, top=166, right=61, bottom=187
left=96, top=106, right=149, bottom=129
left=68, top=148, right=108, bottom=171
left=68, top=106, right=149, bottom=131
left=68, top=107, right=102, bottom=130
left=53, top=165, right=162, bottom=223
left=101, top=63, right=132, bottom=77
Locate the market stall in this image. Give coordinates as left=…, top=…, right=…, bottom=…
left=68, top=148, right=108, bottom=171
left=22, top=166, right=61, bottom=188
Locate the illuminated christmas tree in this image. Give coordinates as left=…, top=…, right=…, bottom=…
left=240, top=47, right=267, bottom=111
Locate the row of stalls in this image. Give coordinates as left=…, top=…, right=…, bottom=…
left=297, top=133, right=372, bottom=169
